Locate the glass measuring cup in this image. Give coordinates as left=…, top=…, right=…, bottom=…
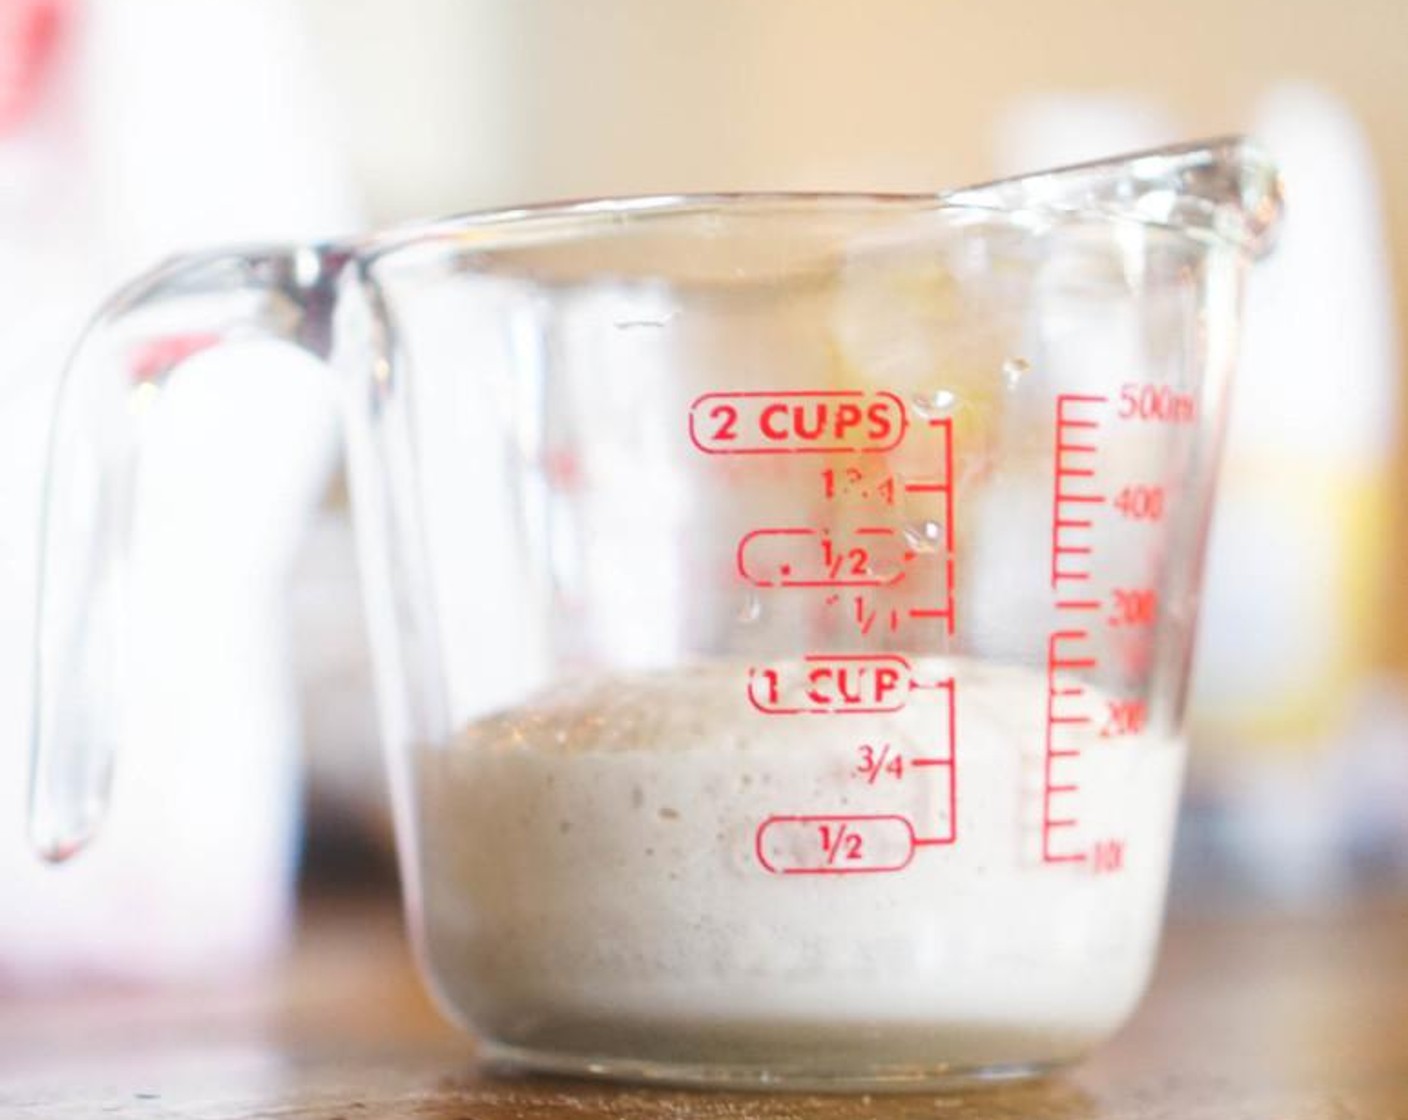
left=32, top=138, right=1281, bottom=1088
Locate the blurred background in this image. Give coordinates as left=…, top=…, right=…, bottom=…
left=1, top=0, right=1405, bottom=985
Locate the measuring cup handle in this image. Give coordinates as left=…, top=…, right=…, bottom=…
left=30, top=244, right=350, bottom=861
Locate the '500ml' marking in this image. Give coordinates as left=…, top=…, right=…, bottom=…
left=689, top=391, right=907, bottom=454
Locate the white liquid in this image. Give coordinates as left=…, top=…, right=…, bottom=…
left=417, top=658, right=1184, bottom=1082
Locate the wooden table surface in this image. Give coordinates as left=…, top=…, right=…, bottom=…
left=3, top=891, right=1406, bottom=1119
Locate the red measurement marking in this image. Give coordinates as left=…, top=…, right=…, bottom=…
left=900, top=415, right=956, bottom=508
left=1050, top=394, right=1108, bottom=591
left=820, top=822, right=855, bottom=863
left=1113, top=484, right=1165, bottom=522
left=837, top=594, right=901, bottom=636
left=904, top=558, right=957, bottom=637
left=938, top=416, right=955, bottom=557
left=1117, top=383, right=1196, bottom=424
left=748, top=655, right=914, bottom=715
left=1108, top=587, right=1158, bottom=627
left=735, top=527, right=913, bottom=588
left=1101, top=697, right=1149, bottom=738
left=1043, top=628, right=1097, bottom=865
left=821, top=467, right=900, bottom=505
left=541, top=448, right=582, bottom=490
left=1046, top=629, right=1097, bottom=677
left=855, top=743, right=903, bottom=784
left=130, top=332, right=221, bottom=382
left=899, top=417, right=957, bottom=636
left=1092, top=839, right=1126, bottom=874
left=912, top=677, right=958, bottom=847
left=689, top=391, right=907, bottom=454
left=755, top=814, right=915, bottom=875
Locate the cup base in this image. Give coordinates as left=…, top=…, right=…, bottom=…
left=478, top=1039, right=1065, bottom=1092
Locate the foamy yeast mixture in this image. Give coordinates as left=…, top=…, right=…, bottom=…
left=417, top=658, right=1185, bottom=1075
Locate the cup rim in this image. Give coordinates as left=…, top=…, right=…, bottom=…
left=357, top=135, right=1281, bottom=263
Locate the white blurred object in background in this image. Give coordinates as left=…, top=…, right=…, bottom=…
left=0, top=0, right=358, bottom=985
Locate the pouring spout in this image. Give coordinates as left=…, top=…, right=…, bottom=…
left=944, top=136, right=1283, bottom=259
